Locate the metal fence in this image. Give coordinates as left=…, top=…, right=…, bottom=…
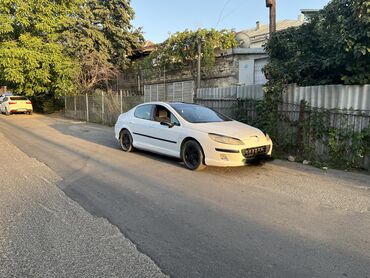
left=197, top=84, right=264, bottom=100
left=196, top=84, right=370, bottom=110
left=144, top=81, right=194, bottom=103
left=62, top=86, right=370, bottom=170
left=196, top=98, right=370, bottom=170
left=283, top=84, right=370, bottom=110
left=64, top=92, right=143, bottom=126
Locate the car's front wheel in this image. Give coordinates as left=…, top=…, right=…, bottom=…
left=181, top=140, right=206, bottom=171
left=120, top=129, right=134, bottom=152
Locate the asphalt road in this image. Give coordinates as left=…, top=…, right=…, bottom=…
left=0, top=132, right=167, bottom=278
left=1, top=113, right=370, bottom=278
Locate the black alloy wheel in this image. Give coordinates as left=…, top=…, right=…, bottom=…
left=120, top=129, right=134, bottom=152
left=182, top=140, right=206, bottom=171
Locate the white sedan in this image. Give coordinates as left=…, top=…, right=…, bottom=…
left=114, top=102, right=273, bottom=170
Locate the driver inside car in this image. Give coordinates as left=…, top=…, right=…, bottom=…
left=155, top=109, right=170, bottom=123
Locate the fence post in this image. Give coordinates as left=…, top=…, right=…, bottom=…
left=157, top=84, right=159, bottom=101
left=181, top=82, right=184, bottom=102
left=163, top=65, right=167, bottom=101
left=74, top=95, right=77, bottom=118
left=101, top=91, right=105, bottom=124
left=297, top=100, right=305, bottom=153
left=120, top=90, right=123, bottom=114
left=64, top=93, right=67, bottom=114
left=86, top=93, right=89, bottom=122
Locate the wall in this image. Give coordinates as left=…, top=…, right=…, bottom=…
left=0, top=86, right=8, bottom=95
left=117, top=48, right=268, bottom=92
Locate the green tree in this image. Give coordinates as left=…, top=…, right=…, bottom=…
left=137, top=29, right=237, bottom=76
left=264, top=0, right=370, bottom=86
left=0, top=0, right=143, bottom=96
left=0, top=34, right=78, bottom=96
left=62, top=0, right=143, bottom=93
left=0, top=0, right=80, bottom=96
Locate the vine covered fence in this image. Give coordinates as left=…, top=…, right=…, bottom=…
left=196, top=98, right=370, bottom=171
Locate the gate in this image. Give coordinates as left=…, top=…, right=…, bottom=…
left=144, top=81, right=194, bottom=103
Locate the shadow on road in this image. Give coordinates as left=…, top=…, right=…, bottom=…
left=49, top=120, right=268, bottom=173
left=50, top=121, right=188, bottom=169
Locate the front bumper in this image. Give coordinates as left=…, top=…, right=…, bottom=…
left=204, top=141, right=273, bottom=167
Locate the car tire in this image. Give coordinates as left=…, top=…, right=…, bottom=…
left=120, top=129, right=134, bottom=152
left=181, top=140, right=206, bottom=171
left=28, top=111, right=33, bottom=115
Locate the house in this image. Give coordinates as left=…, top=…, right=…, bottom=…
left=232, top=14, right=305, bottom=86
left=129, top=41, right=157, bottom=60
left=118, top=13, right=307, bottom=94
left=0, top=86, right=7, bottom=95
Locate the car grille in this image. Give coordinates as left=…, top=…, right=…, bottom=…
left=242, top=145, right=270, bottom=159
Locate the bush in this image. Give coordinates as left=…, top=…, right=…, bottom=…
left=30, top=94, right=64, bottom=114
left=264, top=0, right=370, bottom=86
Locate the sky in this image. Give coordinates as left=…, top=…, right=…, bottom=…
left=131, top=0, right=331, bottom=43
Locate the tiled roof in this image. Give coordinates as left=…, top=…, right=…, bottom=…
left=142, top=41, right=157, bottom=52
left=239, top=19, right=304, bottom=38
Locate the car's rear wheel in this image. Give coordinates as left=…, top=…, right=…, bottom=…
left=182, top=140, right=206, bottom=171
left=120, top=129, right=134, bottom=152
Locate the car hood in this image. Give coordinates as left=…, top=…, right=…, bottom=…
left=191, top=121, right=265, bottom=140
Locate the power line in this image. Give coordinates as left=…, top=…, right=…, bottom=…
left=218, top=6, right=240, bottom=25
left=215, top=0, right=233, bottom=28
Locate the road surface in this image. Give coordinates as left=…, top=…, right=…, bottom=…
left=0, top=114, right=369, bottom=278
left=0, top=132, right=167, bottom=278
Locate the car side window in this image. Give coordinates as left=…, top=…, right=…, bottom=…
left=134, top=104, right=153, bottom=120
left=170, top=114, right=180, bottom=126
left=154, top=105, right=180, bottom=126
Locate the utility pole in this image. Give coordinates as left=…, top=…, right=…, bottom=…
left=163, top=65, right=167, bottom=101
left=266, top=0, right=276, bottom=36
left=197, top=38, right=202, bottom=90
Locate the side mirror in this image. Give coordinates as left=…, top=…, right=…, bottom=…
left=160, top=121, right=174, bottom=128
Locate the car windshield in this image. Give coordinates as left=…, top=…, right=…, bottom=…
left=170, top=103, right=232, bottom=123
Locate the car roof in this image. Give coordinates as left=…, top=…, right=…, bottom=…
left=139, top=101, right=195, bottom=106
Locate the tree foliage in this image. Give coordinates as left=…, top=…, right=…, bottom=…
left=264, top=0, right=370, bottom=86
left=0, top=0, right=79, bottom=95
left=137, top=29, right=237, bottom=75
left=0, top=0, right=142, bottom=96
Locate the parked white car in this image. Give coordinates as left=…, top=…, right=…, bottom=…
left=0, top=96, right=33, bottom=115
left=0, top=92, right=13, bottom=103
left=114, top=102, right=273, bottom=170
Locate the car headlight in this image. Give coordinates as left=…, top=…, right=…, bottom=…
left=209, top=133, right=244, bottom=145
